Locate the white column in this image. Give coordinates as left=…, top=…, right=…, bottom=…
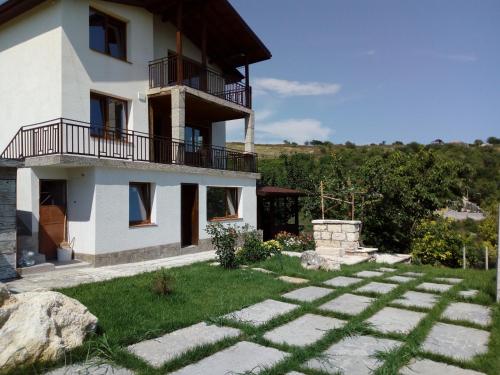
left=171, top=87, right=185, bottom=142
left=244, top=111, right=255, bottom=153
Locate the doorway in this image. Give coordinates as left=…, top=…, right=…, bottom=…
left=39, top=180, right=67, bottom=260
left=181, top=184, right=199, bottom=247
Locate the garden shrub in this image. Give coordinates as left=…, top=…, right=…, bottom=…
left=237, top=226, right=268, bottom=263
left=206, top=222, right=239, bottom=269
left=151, top=268, right=174, bottom=296
left=411, top=218, right=465, bottom=267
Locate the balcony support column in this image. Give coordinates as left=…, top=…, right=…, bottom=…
left=176, top=0, right=183, bottom=85
left=244, top=111, right=255, bottom=154
left=171, top=87, right=186, bottom=163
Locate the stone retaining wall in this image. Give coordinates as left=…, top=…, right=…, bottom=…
left=312, top=219, right=361, bottom=256
left=0, top=163, right=18, bottom=281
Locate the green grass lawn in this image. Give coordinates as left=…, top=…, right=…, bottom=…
left=14, top=256, right=500, bottom=375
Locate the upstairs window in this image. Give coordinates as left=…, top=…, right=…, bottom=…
left=207, top=187, right=239, bottom=221
left=90, top=92, right=128, bottom=137
left=89, top=8, right=127, bottom=60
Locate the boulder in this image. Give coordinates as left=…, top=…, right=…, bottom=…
left=300, top=251, right=341, bottom=271
left=0, top=291, right=98, bottom=370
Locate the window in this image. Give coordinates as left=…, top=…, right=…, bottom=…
left=129, top=183, right=151, bottom=226
left=90, top=92, right=128, bottom=137
left=207, top=187, right=239, bottom=221
left=89, top=7, right=127, bottom=60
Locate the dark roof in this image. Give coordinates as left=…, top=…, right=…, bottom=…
left=0, top=0, right=271, bottom=71
left=257, top=186, right=306, bottom=197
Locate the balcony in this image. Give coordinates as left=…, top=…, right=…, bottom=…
left=1, top=119, right=257, bottom=173
left=149, top=55, right=251, bottom=108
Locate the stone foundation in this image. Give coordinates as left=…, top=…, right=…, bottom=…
left=0, top=163, right=19, bottom=281
left=312, top=219, right=362, bottom=257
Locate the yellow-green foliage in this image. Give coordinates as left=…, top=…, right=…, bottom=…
left=411, top=218, right=465, bottom=267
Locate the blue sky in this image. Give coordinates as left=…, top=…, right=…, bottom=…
left=227, top=0, right=500, bottom=145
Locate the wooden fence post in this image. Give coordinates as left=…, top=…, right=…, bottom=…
left=485, top=248, right=489, bottom=271
left=463, top=246, right=466, bottom=270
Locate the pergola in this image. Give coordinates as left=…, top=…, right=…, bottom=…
left=257, top=186, right=305, bottom=241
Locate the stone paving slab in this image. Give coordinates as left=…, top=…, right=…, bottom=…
left=392, top=291, right=439, bottom=309
left=323, top=276, right=363, bottom=288
left=127, top=322, right=241, bottom=367
left=422, top=322, right=490, bottom=361
left=282, top=286, right=334, bottom=302
left=355, top=270, right=384, bottom=278
left=355, top=282, right=398, bottom=295
left=264, top=313, right=346, bottom=347
left=377, top=267, right=397, bottom=272
left=278, top=275, right=309, bottom=284
left=366, top=307, right=426, bottom=334
left=46, top=363, right=134, bottom=375
left=285, top=372, right=306, bottom=375
left=459, top=289, right=479, bottom=299
left=223, top=299, right=299, bottom=326
left=435, top=277, right=463, bottom=284
left=319, top=293, right=375, bottom=316
left=403, top=272, right=424, bottom=277
left=386, top=275, right=415, bottom=284
left=169, top=341, right=289, bottom=375
left=251, top=267, right=274, bottom=274
left=442, top=302, right=492, bottom=327
left=305, top=335, right=402, bottom=375
left=416, top=282, right=453, bottom=293
left=400, top=358, right=486, bottom=375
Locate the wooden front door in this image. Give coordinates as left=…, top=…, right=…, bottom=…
left=39, top=180, right=67, bottom=260
left=181, top=184, right=199, bottom=247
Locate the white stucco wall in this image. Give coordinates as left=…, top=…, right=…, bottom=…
left=0, top=1, right=63, bottom=151
left=92, top=167, right=257, bottom=254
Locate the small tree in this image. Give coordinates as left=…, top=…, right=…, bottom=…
left=206, top=223, right=239, bottom=269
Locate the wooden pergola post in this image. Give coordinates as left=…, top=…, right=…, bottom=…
left=244, top=58, right=251, bottom=108
left=200, top=1, right=207, bottom=91
left=176, top=0, right=183, bottom=85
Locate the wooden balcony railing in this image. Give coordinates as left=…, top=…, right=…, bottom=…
left=149, top=55, right=251, bottom=108
left=1, top=119, right=257, bottom=173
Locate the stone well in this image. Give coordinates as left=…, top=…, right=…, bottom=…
left=312, top=219, right=361, bottom=257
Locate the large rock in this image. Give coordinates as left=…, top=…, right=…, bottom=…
left=300, top=251, right=340, bottom=271
left=0, top=291, right=98, bottom=370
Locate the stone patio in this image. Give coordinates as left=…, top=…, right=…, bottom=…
left=355, top=281, right=398, bottom=295
left=421, top=322, right=490, bottom=361
left=263, top=313, right=346, bottom=347
left=323, top=276, right=363, bottom=287
left=355, top=270, right=384, bottom=278
left=416, top=282, right=453, bottom=293
left=442, top=302, right=492, bottom=327
left=385, top=275, right=415, bottom=284
left=223, top=299, right=299, bottom=326
left=365, top=307, right=426, bottom=334
left=319, top=293, right=375, bottom=315
left=282, top=286, right=334, bottom=302
left=392, top=291, right=439, bottom=309
left=400, top=359, right=487, bottom=375
left=169, top=341, right=289, bottom=375
left=127, top=322, right=241, bottom=367
left=305, top=335, right=402, bottom=375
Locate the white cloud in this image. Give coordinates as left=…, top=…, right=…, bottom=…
left=253, top=78, right=341, bottom=97
left=256, top=118, right=332, bottom=144
left=255, top=109, right=274, bottom=121
left=362, top=49, right=376, bottom=56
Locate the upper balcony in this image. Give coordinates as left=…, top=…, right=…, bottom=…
left=149, top=55, right=251, bottom=109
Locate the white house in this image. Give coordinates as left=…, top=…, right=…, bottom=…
left=0, top=0, right=271, bottom=267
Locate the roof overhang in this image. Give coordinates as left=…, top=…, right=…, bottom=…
left=0, top=0, right=271, bottom=72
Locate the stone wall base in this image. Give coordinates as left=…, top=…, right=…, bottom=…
left=312, top=219, right=362, bottom=257
left=75, top=238, right=213, bottom=267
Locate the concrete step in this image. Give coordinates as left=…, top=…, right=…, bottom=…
left=345, top=247, right=379, bottom=257
left=17, top=263, right=55, bottom=275
left=373, top=253, right=411, bottom=265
